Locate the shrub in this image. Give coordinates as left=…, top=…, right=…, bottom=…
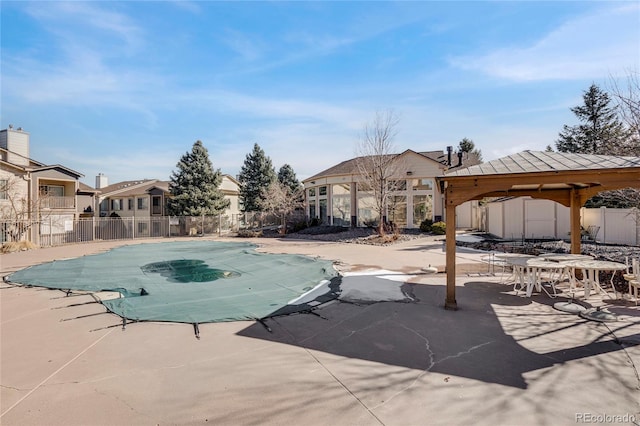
left=309, top=217, right=322, bottom=227
left=362, top=219, right=379, bottom=229
left=431, top=221, right=446, bottom=235
left=419, top=219, right=433, bottom=232
left=290, top=220, right=308, bottom=233
left=236, top=229, right=263, bottom=238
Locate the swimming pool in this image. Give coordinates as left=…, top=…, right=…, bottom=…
left=7, top=241, right=340, bottom=324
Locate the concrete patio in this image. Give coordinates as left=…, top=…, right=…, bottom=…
left=1, top=236, right=639, bottom=425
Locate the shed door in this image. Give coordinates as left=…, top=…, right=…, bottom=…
left=524, top=199, right=555, bottom=239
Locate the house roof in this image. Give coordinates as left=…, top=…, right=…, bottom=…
left=100, top=175, right=239, bottom=198
left=78, top=182, right=99, bottom=194
left=0, top=147, right=46, bottom=168
left=444, top=150, right=640, bottom=177
left=1, top=147, right=84, bottom=179
left=303, top=149, right=450, bottom=182
left=146, top=181, right=170, bottom=193
left=103, top=180, right=171, bottom=198
left=99, top=179, right=158, bottom=196
left=29, top=164, right=84, bottom=179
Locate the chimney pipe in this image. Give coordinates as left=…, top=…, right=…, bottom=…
left=446, top=146, right=453, bottom=166
left=457, top=151, right=463, bottom=167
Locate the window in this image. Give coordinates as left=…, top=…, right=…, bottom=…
left=332, top=184, right=351, bottom=226
left=319, top=186, right=327, bottom=196
left=412, top=178, right=434, bottom=191
left=309, top=199, right=316, bottom=218
left=388, top=195, right=407, bottom=228
left=39, top=185, right=64, bottom=196
left=137, top=197, right=148, bottom=210
left=308, top=188, right=316, bottom=197
left=152, top=196, right=162, bottom=215
left=111, top=199, right=123, bottom=211
left=413, top=194, right=433, bottom=226
left=0, top=179, right=8, bottom=200
left=128, top=198, right=134, bottom=210
left=357, top=189, right=378, bottom=227
left=357, top=182, right=373, bottom=191
left=319, top=199, right=327, bottom=223
left=387, top=179, right=407, bottom=191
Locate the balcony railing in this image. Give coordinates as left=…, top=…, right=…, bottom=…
left=41, top=196, right=75, bottom=209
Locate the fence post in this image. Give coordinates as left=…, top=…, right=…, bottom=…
left=49, top=217, right=53, bottom=246
left=600, top=206, right=606, bottom=244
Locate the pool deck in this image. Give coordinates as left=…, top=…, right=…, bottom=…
left=1, top=236, right=639, bottom=425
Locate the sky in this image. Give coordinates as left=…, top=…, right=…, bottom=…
left=1, top=1, right=639, bottom=186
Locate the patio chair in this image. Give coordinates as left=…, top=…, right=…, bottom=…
left=629, top=281, right=640, bottom=305
left=623, top=257, right=639, bottom=281
left=581, top=225, right=600, bottom=244
left=624, top=258, right=640, bottom=305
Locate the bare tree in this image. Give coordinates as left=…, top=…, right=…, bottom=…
left=588, top=70, right=640, bottom=209
left=608, top=69, right=640, bottom=151
left=355, top=110, right=406, bottom=236
left=259, top=180, right=304, bottom=234
left=0, top=176, right=50, bottom=242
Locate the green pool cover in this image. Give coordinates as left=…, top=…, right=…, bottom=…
left=7, top=241, right=340, bottom=324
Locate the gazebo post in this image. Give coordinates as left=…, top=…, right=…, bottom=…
left=570, top=189, right=582, bottom=254
left=444, top=201, right=457, bottom=310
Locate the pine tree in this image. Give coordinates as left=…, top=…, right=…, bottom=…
left=238, top=143, right=276, bottom=212
left=457, top=137, right=483, bottom=163
left=555, top=84, right=631, bottom=155
left=167, top=140, right=229, bottom=216
left=277, top=164, right=301, bottom=194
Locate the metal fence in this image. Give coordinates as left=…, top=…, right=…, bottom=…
left=0, top=212, right=303, bottom=248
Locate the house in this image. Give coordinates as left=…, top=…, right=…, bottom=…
left=302, top=147, right=478, bottom=229
left=0, top=126, right=90, bottom=243
left=96, top=174, right=241, bottom=219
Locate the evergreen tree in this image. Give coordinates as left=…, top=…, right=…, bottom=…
left=555, top=84, right=631, bottom=155
left=457, top=137, right=483, bottom=162
left=167, top=140, right=229, bottom=216
left=238, top=143, right=276, bottom=212
left=277, top=164, right=301, bottom=194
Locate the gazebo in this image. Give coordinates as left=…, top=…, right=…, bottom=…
left=436, top=150, right=640, bottom=310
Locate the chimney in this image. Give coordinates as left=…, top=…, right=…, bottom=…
left=446, top=146, right=453, bottom=166
left=457, top=151, right=463, bottom=167
left=96, top=173, right=108, bottom=189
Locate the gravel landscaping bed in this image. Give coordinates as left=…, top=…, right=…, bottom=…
left=286, top=226, right=433, bottom=245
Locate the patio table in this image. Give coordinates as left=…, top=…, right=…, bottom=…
left=537, top=253, right=593, bottom=262
left=536, top=254, right=594, bottom=283
left=505, top=256, right=565, bottom=298
left=495, top=254, right=535, bottom=286
left=564, top=259, right=627, bottom=299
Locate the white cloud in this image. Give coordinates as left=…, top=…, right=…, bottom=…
left=25, top=2, right=144, bottom=53
left=450, top=4, right=640, bottom=81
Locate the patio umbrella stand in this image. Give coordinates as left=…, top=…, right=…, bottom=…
left=579, top=307, right=618, bottom=322
left=553, top=292, right=588, bottom=315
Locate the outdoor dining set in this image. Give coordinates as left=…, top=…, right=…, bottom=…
left=484, top=252, right=640, bottom=304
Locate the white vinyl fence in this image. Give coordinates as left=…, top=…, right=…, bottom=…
left=481, top=197, right=640, bottom=246
left=1, top=212, right=289, bottom=248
